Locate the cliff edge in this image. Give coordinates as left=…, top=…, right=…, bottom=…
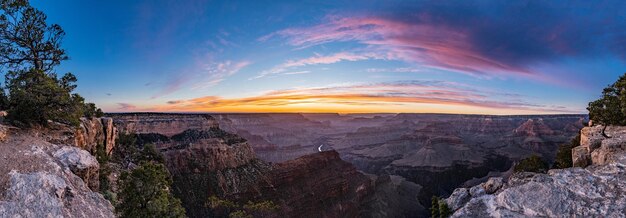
left=445, top=125, right=626, bottom=217
left=0, top=126, right=115, bottom=217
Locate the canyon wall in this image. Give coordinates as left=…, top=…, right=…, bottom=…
left=45, top=117, right=117, bottom=155
left=112, top=113, right=379, bottom=217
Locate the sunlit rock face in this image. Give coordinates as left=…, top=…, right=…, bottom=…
left=44, top=117, right=117, bottom=155
left=0, top=129, right=114, bottom=217
left=574, top=125, right=626, bottom=167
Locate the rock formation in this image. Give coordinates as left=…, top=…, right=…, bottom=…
left=111, top=113, right=219, bottom=137
left=446, top=125, right=626, bottom=217
left=573, top=125, right=626, bottom=167
left=0, top=127, right=114, bottom=217
left=45, top=117, right=117, bottom=155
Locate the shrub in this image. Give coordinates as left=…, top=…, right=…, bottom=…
left=206, top=195, right=280, bottom=218
left=116, top=162, right=186, bottom=218
left=5, top=69, right=85, bottom=126
left=514, top=155, right=549, bottom=173
left=552, top=133, right=581, bottom=169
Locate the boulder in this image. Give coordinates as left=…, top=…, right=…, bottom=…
left=446, top=188, right=471, bottom=211
left=52, top=146, right=100, bottom=191
left=572, top=146, right=590, bottom=167
left=0, top=171, right=114, bottom=217
left=482, top=177, right=503, bottom=194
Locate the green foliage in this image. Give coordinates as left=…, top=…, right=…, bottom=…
left=430, top=196, right=450, bottom=218
left=136, top=144, right=165, bottom=164
left=552, top=133, right=581, bottom=169
left=430, top=196, right=439, bottom=218
left=0, top=0, right=103, bottom=126
left=112, top=133, right=164, bottom=167
left=5, top=69, right=85, bottom=126
left=207, top=196, right=238, bottom=209
left=83, top=102, right=104, bottom=118
left=96, top=143, right=116, bottom=204
left=587, top=74, right=626, bottom=126
left=514, top=155, right=549, bottom=173
left=116, top=162, right=186, bottom=218
left=206, top=196, right=279, bottom=218
left=228, top=210, right=252, bottom=218
left=0, top=0, right=68, bottom=72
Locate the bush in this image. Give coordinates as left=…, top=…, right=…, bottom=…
left=514, top=155, right=549, bottom=173
left=116, top=162, right=186, bottom=218
left=552, top=133, right=581, bottom=169
left=4, top=69, right=85, bottom=126
left=206, top=195, right=280, bottom=218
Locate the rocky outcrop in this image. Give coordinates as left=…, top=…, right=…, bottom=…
left=573, top=125, right=626, bottom=167
left=52, top=146, right=100, bottom=191
left=447, top=128, right=626, bottom=217
left=111, top=113, right=219, bottom=137
left=45, top=117, right=117, bottom=155
left=0, top=130, right=114, bottom=217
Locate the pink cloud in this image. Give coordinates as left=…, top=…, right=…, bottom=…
left=117, top=103, right=137, bottom=110
left=262, top=17, right=535, bottom=78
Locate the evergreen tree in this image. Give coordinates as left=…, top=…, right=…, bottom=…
left=587, top=74, right=626, bottom=126
left=430, top=196, right=440, bottom=218
left=116, top=162, right=186, bottom=218
left=0, top=0, right=102, bottom=126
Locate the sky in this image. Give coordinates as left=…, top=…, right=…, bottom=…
left=32, top=0, right=626, bottom=114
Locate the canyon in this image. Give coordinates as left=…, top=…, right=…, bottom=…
left=0, top=113, right=592, bottom=217
left=214, top=113, right=586, bottom=213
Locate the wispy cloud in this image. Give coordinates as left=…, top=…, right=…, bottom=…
left=366, top=68, right=423, bottom=73
left=118, top=103, right=137, bottom=110
left=262, top=17, right=532, bottom=78
left=261, top=1, right=626, bottom=81
left=150, top=80, right=577, bottom=114
left=252, top=52, right=384, bottom=79
left=197, top=60, right=251, bottom=89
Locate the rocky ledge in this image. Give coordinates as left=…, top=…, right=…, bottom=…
left=573, top=125, right=626, bottom=167
left=0, top=128, right=114, bottom=217
left=446, top=125, right=626, bottom=217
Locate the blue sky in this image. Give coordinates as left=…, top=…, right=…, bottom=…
left=33, top=0, right=626, bottom=114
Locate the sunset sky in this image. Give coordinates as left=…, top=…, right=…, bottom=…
left=34, top=0, right=626, bottom=114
